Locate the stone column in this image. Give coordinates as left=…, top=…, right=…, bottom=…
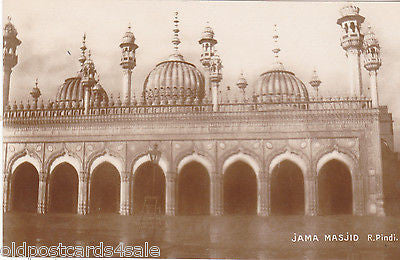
left=369, top=70, right=379, bottom=108
left=37, top=171, right=48, bottom=214
left=211, top=82, right=219, bottom=112
left=78, top=171, right=89, bottom=215
left=3, top=173, right=10, bottom=212
left=120, top=172, right=131, bottom=215
left=84, top=85, right=91, bottom=115
left=347, top=49, right=363, bottom=97
left=3, top=67, right=11, bottom=109
left=305, top=174, right=317, bottom=216
left=165, top=171, right=177, bottom=216
left=353, top=173, right=364, bottom=216
left=210, top=172, right=223, bottom=216
left=122, top=69, right=132, bottom=105
left=257, top=171, right=268, bottom=216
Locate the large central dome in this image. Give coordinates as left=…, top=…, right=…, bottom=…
left=142, top=12, right=206, bottom=105
left=143, top=54, right=205, bottom=105
left=256, top=68, right=309, bottom=102
left=255, top=25, right=309, bottom=102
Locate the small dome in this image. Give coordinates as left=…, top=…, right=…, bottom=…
left=339, top=4, right=360, bottom=17
left=256, top=69, right=309, bottom=101
left=202, top=26, right=214, bottom=39
left=56, top=76, right=108, bottom=103
left=236, top=73, right=248, bottom=87
left=120, top=27, right=136, bottom=46
left=3, top=20, right=18, bottom=38
left=143, top=58, right=205, bottom=104
left=363, top=27, right=379, bottom=48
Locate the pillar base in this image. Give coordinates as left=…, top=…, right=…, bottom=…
left=37, top=202, right=46, bottom=214
left=78, top=203, right=88, bottom=215
left=119, top=202, right=131, bottom=215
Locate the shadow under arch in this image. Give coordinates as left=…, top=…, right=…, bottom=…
left=318, top=159, right=352, bottom=215
left=10, top=162, right=39, bottom=213
left=90, top=162, right=121, bottom=214
left=178, top=161, right=210, bottom=215
left=270, top=160, right=305, bottom=215
left=224, top=160, right=257, bottom=215
left=133, top=161, right=166, bottom=215
left=48, top=162, right=78, bottom=213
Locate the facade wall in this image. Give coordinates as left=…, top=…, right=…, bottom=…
left=3, top=109, right=385, bottom=216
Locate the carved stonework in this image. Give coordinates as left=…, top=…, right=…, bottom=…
left=166, top=172, right=178, bottom=182
left=121, top=173, right=131, bottom=183
left=39, top=173, right=48, bottom=182
left=79, top=171, right=89, bottom=182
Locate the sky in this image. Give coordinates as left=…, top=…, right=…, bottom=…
left=3, top=0, right=400, bottom=152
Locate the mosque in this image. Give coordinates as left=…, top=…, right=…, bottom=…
left=2, top=4, right=398, bottom=217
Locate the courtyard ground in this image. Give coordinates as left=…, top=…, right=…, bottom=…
left=3, top=213, right=400, bottom=259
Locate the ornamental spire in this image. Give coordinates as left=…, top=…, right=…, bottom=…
left=271, top=24, right=284, bottom=70
left=168, top=11, right=184, bottom=61
left=172, top=11, right=181, bottom=53
left=79, top=33, right=87, bottom=67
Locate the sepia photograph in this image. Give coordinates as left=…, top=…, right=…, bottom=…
left=2, top=0, right=400, bottom=259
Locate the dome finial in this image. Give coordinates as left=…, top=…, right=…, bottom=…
left=271, top=24, right=284, bottom=70
left=172, top=11, right=181, bottom=53
left=79, top=33, right=87, bottom=67
left=7, top=16, right=11, bottom=22
left=272, top=24, right=280, bottom=59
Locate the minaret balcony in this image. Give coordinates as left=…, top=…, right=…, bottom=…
left=364, top=60, right=381, bottom=71
left=341, top=36, right=363, bottom=50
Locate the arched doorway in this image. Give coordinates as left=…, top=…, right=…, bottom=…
left=224, top=161, right=257, bottom=215
left=318, top=159, right=352, bottom=215
left=133, top=162, right=165, bottom=214
left=10, top=162, right=39, bottom=212
left=178, top=161, right=210, bottom=215
left=270, top=160, right=305, bottom=215
left=49, top=163, right=78, bottom=213
left=90, top=162, right=121, bottom=214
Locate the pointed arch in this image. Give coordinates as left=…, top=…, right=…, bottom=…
left=9, top=151, right=42, bottom=175
left=132, top=153, right=169, bottom=176
left=48, top=153, right=82, bottom=175
left=269, top=150, right=308, bottom=176
left=222, top=152, right=260, bottom=175
left=177, top=153, right=213, bottom=175
left=317, top=149, right=356, bottom=176
left=89, top=152, right=124, bottom=176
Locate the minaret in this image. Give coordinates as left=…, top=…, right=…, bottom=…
left=363, top=26, right=381, bottom=108
left=337, top=4, right=365, bottom=97
left=30, top=78, right=41, bottom=109
left=309, top=69, right=322, bottom=98
left=199, top=22, right=218, bottom=100
left=209, top=50, right=223, bottom=111
left=3, top=17, right=21, bottom=109
left=120, top=24, right=138, bottom=105
left=81, top=49, right=97, bottom=114
left=236, top=72, right=248, bottom=102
